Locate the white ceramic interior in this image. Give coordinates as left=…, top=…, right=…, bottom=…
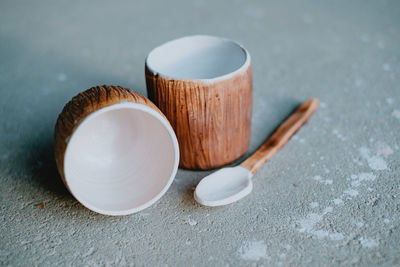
left=63, top=102, right=179, bottom=216
left=146, top=35, right=250, bottom=80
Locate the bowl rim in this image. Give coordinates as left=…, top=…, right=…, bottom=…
left=145, top=34, right=251, bottom=83
left=63, top=102, right=180, bottom=216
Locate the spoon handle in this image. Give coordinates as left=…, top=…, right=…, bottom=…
left=240, top=98, right=319, bottom=175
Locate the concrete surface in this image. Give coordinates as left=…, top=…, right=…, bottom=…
left=0, top=0, right=399, bottom=266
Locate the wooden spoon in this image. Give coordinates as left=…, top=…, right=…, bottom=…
left=194, top=98, right=319, bottom=206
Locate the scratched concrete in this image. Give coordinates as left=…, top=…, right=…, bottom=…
left=0, top=0, right=399, bottom=266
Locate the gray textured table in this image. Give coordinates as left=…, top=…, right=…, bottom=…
left=1, top=0, right=399, bottom=266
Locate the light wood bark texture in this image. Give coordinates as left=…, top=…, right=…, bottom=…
left=146, top=66, right=253, bottom=170
left=54, top=85, right=163, bottom=187
left=240, top=98, right=319, bottom=174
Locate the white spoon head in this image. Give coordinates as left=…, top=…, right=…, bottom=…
left=194, top=166, right=253, bottom=207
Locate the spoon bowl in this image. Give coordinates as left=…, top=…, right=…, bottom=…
left=194, top=166, right=253, bottom=206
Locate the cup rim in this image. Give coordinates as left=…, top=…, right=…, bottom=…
left=63, top=102, right=180, bottom=216
left=145, top=35, right=251, bottom=83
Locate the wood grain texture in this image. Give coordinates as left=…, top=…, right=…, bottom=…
left=146, top=66, right=252, bottom=170
left=240, top=98, right=319, bottom=174
left=54, top=85, right=163, bottom=188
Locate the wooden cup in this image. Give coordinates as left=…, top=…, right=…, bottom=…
left=146, top=35, right=252, bottom=170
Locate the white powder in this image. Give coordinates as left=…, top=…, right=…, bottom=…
left=375, top=141, right=394, bottom=157
left=392, top=110, right=400, bottom=121
left=385, top=98, right=393, bottom=105
left=359, top=147, right=387, bottom=170
left=238, top=240, right=268, bottom=261
left=382, top=63, right=391, bottom=72
left=333, top=198, right=343, bottom=205
left=313, top=175, right=333, bottom=185
left=350, top=173, right=376, bottom=187
left=57, top=73, right=67, bottom=82
left=360, top=237, right=379, bottom=248
left=344, top=189, right=359, bottom=197
left=187, top=218, right=197, bottom=226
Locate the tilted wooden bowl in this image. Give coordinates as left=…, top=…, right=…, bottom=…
left=54, top=85, right=179, bottom=215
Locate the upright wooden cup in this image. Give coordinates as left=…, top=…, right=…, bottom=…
left=146, top=35, right=252, bottom=170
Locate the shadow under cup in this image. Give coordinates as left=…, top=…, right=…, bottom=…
left=145, top=35, right=253, bottom=170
